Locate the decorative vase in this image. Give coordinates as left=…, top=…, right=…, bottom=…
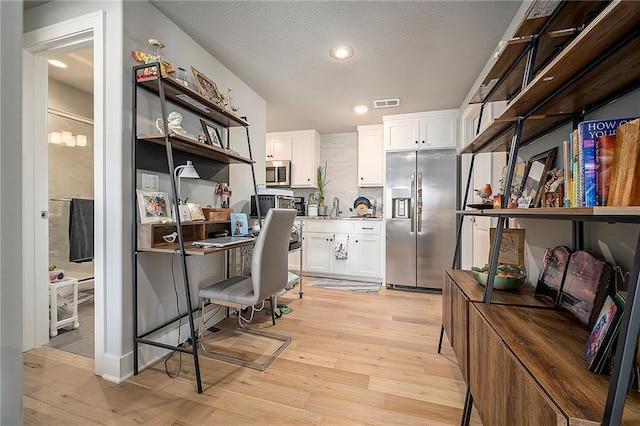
left=318, top=205, right=329, bottom=216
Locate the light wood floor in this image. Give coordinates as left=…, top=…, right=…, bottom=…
left=24, top=282, right=482, bottom=425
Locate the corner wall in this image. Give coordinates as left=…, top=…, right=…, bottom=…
left=1, top=2, right=23, bottom=423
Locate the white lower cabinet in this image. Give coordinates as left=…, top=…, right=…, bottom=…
left=302, top=219, right=382, bottom=280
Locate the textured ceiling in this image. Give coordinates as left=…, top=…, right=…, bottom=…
left=150, top=1, right=523, bottom=134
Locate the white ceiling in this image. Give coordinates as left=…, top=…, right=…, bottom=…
left=48, top=47, right=94, bottom=94
left=41, top=1, right=525, bottom=135
left=150, top=1, right=523, bottom=134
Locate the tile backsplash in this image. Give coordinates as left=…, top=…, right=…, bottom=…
left=292, top=132, right=383, bottom=216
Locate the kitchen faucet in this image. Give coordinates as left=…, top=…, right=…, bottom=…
left=332, top=197, right=341, bottom=219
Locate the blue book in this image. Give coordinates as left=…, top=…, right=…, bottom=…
left=578, top=117, right=639, bottom=207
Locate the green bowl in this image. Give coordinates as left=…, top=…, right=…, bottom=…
left=471, top=266, right=525, bottom=291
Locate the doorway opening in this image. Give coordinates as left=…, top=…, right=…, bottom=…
left=46, top=45, right=95, bottom=357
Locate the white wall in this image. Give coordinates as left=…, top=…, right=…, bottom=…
left=122, top=1, right=267, bottom=368
left=1, top=2, right=23, bottom=424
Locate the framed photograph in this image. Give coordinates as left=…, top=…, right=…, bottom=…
left=535, top=245, right=572, bottom=304
left=191, top=66, right=221, bottom=103
left=136, top=190, right=172, bottom=223
left=200, top=119, right=223, bottom=149
left=521, top=147, right=557, bottom=208
left=230, top=213, right=249, bottom=236
left=177, top=204, right=192, bottom=222
left=187, top=203, right=205, bottom=221
left=488, top=228, right=525, bottom=273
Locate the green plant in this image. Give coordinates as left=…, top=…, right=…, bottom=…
left=316, top=163, right=331, bottom=206
left=49, top=264, right=57, bottom=271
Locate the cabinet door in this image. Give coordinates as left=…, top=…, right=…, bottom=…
left=418, top=116, right=457, bottom=149
left=288, top=250, right=301, bottom=271
left=384, top=118, right=420, bottom=151
left=292, top=133, right=318, bottom=187
left=266, top=135, right=292, bottom=160
left=303, top=232, right=332, bottom=273
left=357, top=127, right=384, bottom=187
left=469, top=307, right=567, bottom=426
left=352, top=234, right=381, bottom=278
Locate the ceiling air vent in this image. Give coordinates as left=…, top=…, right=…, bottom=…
left=373, top=98, right=400, bottom=109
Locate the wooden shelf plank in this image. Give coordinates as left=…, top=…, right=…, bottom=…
left=137, top=75, right=250, bottom=128
left=461, top=1, right=640, bottom=154
left=444, top=269, right=550, bottom=307
left=475, top=304, right=640, bottom=423
left=137, top=134, right=254, bottom=165
left=513, top=0, right=608, bottom=38
left=457, top=206, right=640, bottom=222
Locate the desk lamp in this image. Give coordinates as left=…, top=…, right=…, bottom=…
left=174, top=160, right=200, bottom=203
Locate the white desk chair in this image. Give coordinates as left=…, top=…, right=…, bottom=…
left=198, top=208, right=297, bottom=370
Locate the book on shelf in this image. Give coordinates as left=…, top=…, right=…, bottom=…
left=562, top=140, right=571, bottom=207
left=584, top=293, right=624, bottom=373
left=571, top=129, right=580, bottom=207
left=608, top=118, right=640, bottom=206
left=536, top=247, right=614, bottom=328
left=596, top=134, right=616, bottom=206
left=575, top=116, right=639, bottom=207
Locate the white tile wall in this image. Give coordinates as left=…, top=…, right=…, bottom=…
left=293, top=132, right=383, bottom=216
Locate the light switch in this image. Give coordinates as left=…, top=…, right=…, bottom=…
left=141, top=173, right=159, bottom=191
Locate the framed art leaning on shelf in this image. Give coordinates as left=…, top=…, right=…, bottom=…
left=136, top=190, right=172, bottom=223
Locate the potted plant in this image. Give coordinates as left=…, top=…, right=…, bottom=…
left=317, top=163, right=331, bottom=216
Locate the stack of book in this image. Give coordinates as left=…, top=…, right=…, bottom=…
left=562, top=117, right=640, bottom=207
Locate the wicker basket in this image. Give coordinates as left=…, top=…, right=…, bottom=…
left=202, top=208, right=233, bottom=222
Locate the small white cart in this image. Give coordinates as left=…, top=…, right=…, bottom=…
left=49, top=277, right=79, bottom=337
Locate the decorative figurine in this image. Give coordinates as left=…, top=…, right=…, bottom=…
left=155, top=111, right=187, bottom=135
left=474, top=184, right=493, bottom=204
left=132, top=38, right=175, bottom=81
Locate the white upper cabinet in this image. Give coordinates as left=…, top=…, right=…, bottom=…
left=383, top=110, right=458, bottom=151
left=291, top=130, right=320, bottom=188
left=357, top=124, right=383, bottom=187
left=265, top=134, right=292, bottom=161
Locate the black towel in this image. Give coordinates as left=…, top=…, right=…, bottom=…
left=69, top=198, right=94, bottom=263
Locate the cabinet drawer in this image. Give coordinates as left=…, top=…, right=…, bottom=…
left=353, top=221, right=381, bottom=234
left=304, top=220, right=353, bottom=234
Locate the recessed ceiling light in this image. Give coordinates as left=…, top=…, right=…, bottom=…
left=48, top=59, right=68, bottom=68
left=354, top=105, right=369, bottom=114
left=330, top=45, right=354, bottom=60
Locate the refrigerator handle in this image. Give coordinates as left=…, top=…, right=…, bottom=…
left=410, top=172, right=415, bottom=233
left=417, top=172, right=423, bottom=233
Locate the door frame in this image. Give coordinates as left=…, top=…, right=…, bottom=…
left=22, top=11, right=105, bottom=374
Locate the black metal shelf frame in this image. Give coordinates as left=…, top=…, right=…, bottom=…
left=442, top=2, right=640, bottom=424
left=131, top=63, right=262, bottom=394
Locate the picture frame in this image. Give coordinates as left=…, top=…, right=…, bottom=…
left=200, top=119, right=223, bottom=149
left=488, top=228, right=526, bottom=273
left=535, top=245, right=572, bottom=304
left=521, top=147, right=557, bottom=208
left=230, top=213, right=249, bottom=236
left=191, top=66, right=221, bottom=103
left=177, top=204, right=192, bottom=222
left=187, top=203, right=205, bottom=221
left=136, top=190, right=172, bottom=223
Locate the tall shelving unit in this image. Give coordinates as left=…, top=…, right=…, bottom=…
left=131, top=63, right=259, bottom=393
left=448, top=1, right=640, bottom=424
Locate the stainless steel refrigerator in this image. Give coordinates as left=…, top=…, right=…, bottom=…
left=385, top=150, right=457, bottom=290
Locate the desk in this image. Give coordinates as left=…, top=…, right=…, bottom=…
left=133, top=239, right=257, bottom=394
left=49, top=277, right=79, bottom=337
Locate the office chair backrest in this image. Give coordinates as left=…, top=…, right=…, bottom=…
left=251, top=208, right=297, bottom=299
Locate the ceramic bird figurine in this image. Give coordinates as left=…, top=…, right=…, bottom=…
left=475, top=184, right=493, bottom=204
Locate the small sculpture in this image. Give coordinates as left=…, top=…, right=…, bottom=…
left=132, top=38, right=175, bottom=80
left=475, top=184, right=493, bottom=204
left=155, top=111, right=187, bottom=135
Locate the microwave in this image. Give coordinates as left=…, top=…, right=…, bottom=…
left=266, top=160, right=290, bottom=187
left=251, top=194, right=294, bottom=217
